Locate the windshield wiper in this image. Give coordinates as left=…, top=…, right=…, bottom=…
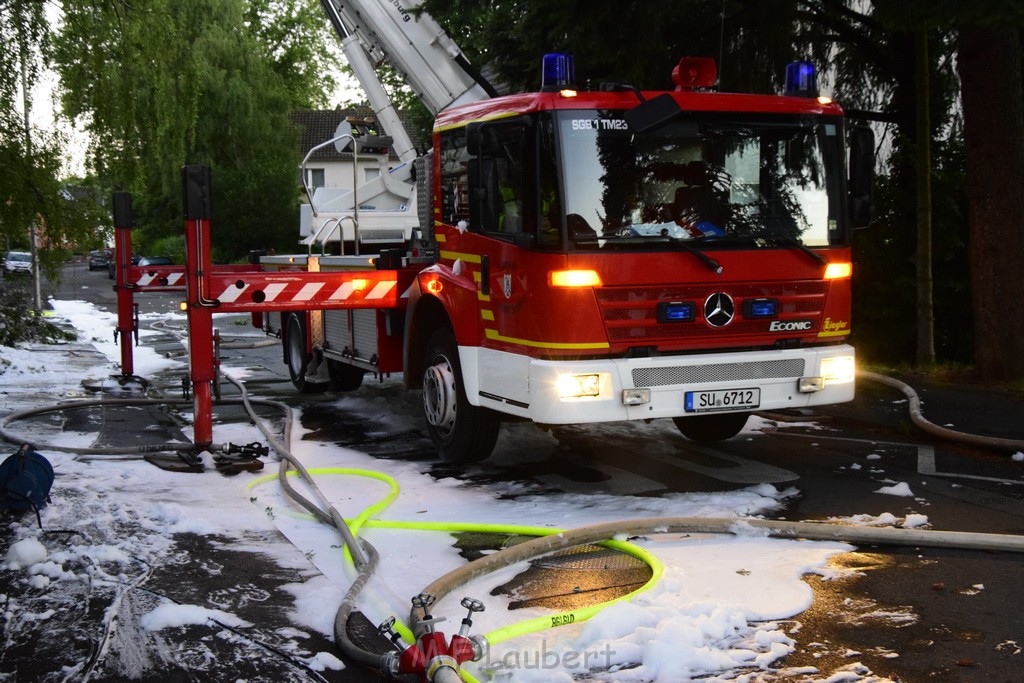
left=769, top=234, right=828, bottom=267
left=664, top=235, right=724, bottom=274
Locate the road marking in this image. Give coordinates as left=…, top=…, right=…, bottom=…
left=540, top=452, right=667, bottom=495
left=649, top=445, right=800, bottom=484
left=917, top=444, right=1022, bottom=485
left=776, top=432, right=1023, bottom=486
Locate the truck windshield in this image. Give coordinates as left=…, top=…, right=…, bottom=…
left=555, top=110, right=846, bottom=250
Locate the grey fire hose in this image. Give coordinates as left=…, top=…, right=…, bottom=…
left=412, top=516, right=1024, bottom=629
left=858, top=370, right=1024, bottom=452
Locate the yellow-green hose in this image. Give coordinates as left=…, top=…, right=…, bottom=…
left=246, top=465, right=665, bottom=678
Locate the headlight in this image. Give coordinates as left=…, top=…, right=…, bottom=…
left=820, top=355, right=855, bottom=384
left=556, top=373, right=602, bottom=399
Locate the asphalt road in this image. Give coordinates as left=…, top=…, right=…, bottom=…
left=32, top=261, right=1024, bottom=681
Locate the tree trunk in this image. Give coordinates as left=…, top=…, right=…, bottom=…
left=915, top=29, right=935, bottom=366
left=957, top=26, right=1024, bottom=381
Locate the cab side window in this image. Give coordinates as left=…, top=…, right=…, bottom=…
left=467, top=121, right=528, bottom=236
left=440, top=128, right=470, bottom=226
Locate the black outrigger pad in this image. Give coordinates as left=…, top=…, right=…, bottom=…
left=144, top=452, right=205, bottom=473
left=213, top=457, right=265, bottom=475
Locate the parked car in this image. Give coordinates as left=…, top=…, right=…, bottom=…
left=3, top=251, right=33, bottom=275
left=137, top=256, right=174, bottom=267
left=107, top=253, right=143, bottom=279
left=88, top=249, right=113, bottom=271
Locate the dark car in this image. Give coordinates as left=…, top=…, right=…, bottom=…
left=88, top=249, right=113, bottom=271
left=107, top=253, right=143, bottom=279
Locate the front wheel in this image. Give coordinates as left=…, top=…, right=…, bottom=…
left=672, top=412, right=750, bottom=444
left=284, top=314, right=330, bottom=394
left=421, top=328, right=499, bottom=463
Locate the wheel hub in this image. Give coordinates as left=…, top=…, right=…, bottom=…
left=423, top=356, right=457, bottom=436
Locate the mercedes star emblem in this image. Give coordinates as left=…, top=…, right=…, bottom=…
left=703, top=292, right=735, bottom=327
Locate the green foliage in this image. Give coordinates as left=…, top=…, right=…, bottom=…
left=51, top=0, right=338, bottom=261
left=0, top=280, right=76, bottom=347
left=0, top=1, right=108, bottom=282
left=145, top=235, right=186, bottom=264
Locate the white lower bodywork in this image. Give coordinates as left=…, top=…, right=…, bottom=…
left=461, top=344, right=856, bottom=424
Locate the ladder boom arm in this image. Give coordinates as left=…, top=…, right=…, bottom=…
left=320, top=0, right=493, bottom=117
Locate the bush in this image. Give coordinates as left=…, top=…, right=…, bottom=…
left=144, top=235, right=186, bottom=264
left=0, top=281, right=76, bottom=347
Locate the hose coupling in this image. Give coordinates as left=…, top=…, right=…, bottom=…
left=222, top=441, right=269, bottom=458
left=380, top=651, right=400, bottom=677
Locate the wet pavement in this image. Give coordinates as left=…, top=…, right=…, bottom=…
left=2, top=263, right=1023, bottom=681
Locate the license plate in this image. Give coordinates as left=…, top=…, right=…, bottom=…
left=685, top=388, right=760, bottom=413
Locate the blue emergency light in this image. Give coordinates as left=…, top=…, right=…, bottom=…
left=784, top=61, right=817, bottom=97
left=658, top=301, right=695, bottom=323
left=542, top=53, right=575, bottom=91
left=744, top=298, right=778, bottom=318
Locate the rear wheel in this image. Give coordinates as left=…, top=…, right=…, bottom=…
left=672, top=412, right=750, bottom=443
left=328, top=359, right=366, bottom=392
left=421, top=328, right=499, bottom=463
left=284, top=314, right=330, bottom=394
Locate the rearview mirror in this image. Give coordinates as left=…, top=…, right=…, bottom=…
left=848, top=125, right=875, bottom=229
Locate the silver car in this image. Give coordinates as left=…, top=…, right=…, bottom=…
left=3, top=251, right=33, bottom=275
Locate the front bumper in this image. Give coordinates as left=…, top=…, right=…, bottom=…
left=472, top=344, right=855, bottom=424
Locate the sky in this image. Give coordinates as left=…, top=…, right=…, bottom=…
left=19, top=4, right=364, bottom=180
left=0, top=298, right=940, bottom=682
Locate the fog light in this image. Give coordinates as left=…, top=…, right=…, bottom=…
left=820, top=355, right=855, bottom=384
left=556, top=373, right=601, bottom=399
left=622, top=388, right=651, bottom=405
left=798, top=376, right=824, bottom=393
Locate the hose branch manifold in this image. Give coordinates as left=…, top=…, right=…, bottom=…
left=380, top=592, right=488, bottom=682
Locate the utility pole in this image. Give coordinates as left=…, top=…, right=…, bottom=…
left=18, top=7, right=43, bottom=314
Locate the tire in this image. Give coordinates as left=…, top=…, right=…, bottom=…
left=328, top=359, right=366, bottom=392
left=421, top=328, right=500, bottom=463
left=672, top=412, right=750, bottom=444
left=284, top=314, right=330, bottom=394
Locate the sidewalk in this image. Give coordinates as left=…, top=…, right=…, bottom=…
left=1, top=340, right=368, bottom=682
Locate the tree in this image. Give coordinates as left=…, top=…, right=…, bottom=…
left=872, top=1, right=1024, bottom=380
left=51, top=0, right=339, bottom=261
left=957, top=25, right=1024, bottom=380
left=1, top=0, right=107, bottom=290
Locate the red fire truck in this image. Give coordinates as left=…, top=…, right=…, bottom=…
left=256, top=1, right=874, bottom=464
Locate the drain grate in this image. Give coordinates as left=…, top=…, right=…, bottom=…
left=531, top=544, right=647, bottom=572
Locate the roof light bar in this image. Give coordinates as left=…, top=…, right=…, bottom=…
left=542, top=53, right=575, bottom=91
left=784, top=61, right=818, bottom=97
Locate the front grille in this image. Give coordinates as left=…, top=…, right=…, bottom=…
left=632, top=358, right=805, bottom=388
left=596, top=282, right=829, bottom=343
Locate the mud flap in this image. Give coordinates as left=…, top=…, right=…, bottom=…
left=304, top=347, right=332, bottom=384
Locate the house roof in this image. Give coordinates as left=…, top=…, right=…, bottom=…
left=289, top=108, right=424, bottom=162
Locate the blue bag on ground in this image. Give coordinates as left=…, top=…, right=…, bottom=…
left=0, top=444, right=54, bottom=512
